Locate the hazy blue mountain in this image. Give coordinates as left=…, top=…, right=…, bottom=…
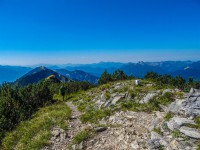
left=171, top=61, right=200, bottom=80
left=172, top=68, right=200, bottom=81
left=1, top=61, right=199, bottom=84
left=0, top=66, right=32, bottom=83
left=120, top=62, right=165, bottom=77
left=14, top=66, right=71, bottom=87
left=142, top=61, right=192, bottom=72
left=119, top=61, right=194, bottom=78
left=189, top=61, right=200, bottom=69
left=64, top=62, right=123, bottom=77
left=62, top=61, right=194, bottom=78
left=55, top=69, right=99, bottom=84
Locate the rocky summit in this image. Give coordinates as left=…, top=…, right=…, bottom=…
left=40, top=80, right=200, bottom=150
left=1, top=79, right=200, bottom=150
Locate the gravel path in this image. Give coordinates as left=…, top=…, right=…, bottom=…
left=42, top=102, right=86, bottom=150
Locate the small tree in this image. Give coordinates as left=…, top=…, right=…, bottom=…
left=175, top=76, right=186, bottom=90
left=188, top=77, right=194, bottom=89
left=98, top=70, right=112, bottom=85
left=112, top=70, right=127, bottom=81
left=59, top=85, right=66, bottom=101
left=144, top=72, right=159, bottom=80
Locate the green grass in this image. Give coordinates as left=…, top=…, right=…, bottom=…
left=68, top=128, right=95, bottom=149
left=172, top=130, right=183, bottom=138
left=80, top=107, right=111, bottom=124
left=153, top=128, right=162, bottom=135
left=174, top=91, right=184, bottom=99
left=99, top=84, right=111, bottom=91
left=198, top=144, right=200, bottom=150
left=2, top=102, right=71, bottom=150
left=128, top=90, right=136, bottom=99
left=164, top=112, right=173, bottom=121
left=71, top=128, right=94, bottom=145
left=105, top=91, right=111, bottom=100
left=195, top=117, right=200, bottom=129
left=185, top=117, right=200, bottom=130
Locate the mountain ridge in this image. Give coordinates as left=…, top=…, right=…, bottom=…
left=54, top=69, right=99, bottom=84
left=14, top=66, right=72, bottom=87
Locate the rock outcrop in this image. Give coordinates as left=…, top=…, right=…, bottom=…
left=168, top=88, right=200, bottom=117
left=42, top=80, right=200, bottom=150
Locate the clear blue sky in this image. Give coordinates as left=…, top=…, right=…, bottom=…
left=0, top=0, right=199, bottom=65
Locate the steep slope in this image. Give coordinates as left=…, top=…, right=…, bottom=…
left=0, top=66, right=31, bottom=83
left=55, top=69, right=99, bottom=84
left=14, top=66, right=71, bottom=87
left=64, top=62, right=124, bottom=77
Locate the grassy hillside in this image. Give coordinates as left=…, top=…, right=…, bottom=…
left=2, top=102, right=71, bottom=150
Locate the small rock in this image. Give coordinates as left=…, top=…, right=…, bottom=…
left=52, top=130, right=60, bottom=137
left=139, top=92, right=157, bottom=104
left=70, top=116, right=77, bottom=119
left=162, top=89, right=174, bottom=96
left=151, top=131, right=167, bottom=146
left=56, top=138, right=60, bottom=142
left=79, top=142, right=83, bottom=149
left=131, top=141, right=140, bottom=149
left=94, top=127, right=107, bottom=132
left=111, top=96, right=123, bottom=105
left=169, top=140, right=179, bottom=150
left=167, top=117, right=195, bottom=131
left=179, top=126, right=200, bottom=139
left=72, top=144, right=76, bottom=150
left=147, top=139, right=160, bottom=149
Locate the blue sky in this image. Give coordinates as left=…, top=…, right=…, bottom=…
left=0, top=0, right=199, bottom=65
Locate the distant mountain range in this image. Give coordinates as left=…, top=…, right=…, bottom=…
left=120, top=61, right=194, bottom=77
left=0, top=61, right=200, bottom=85
left=61, top=62, right=124, bottom=77
left=62, top=61, right=200, bottom=80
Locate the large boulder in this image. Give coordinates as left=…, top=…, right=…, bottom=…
left=162, top=89, right=174, bottom=96
left=111, top=96, right=122, bottom=105
left=139, top=91, right=160, bottom=104
left=179, top=126, right=200, bottom=139
left=183, top=88, right=200, bottom=117
left=167, top=117, right=195, bottom=131
left=168, top=99, right=185, bottom=114
left=168, top=88, right=200, bottom=117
